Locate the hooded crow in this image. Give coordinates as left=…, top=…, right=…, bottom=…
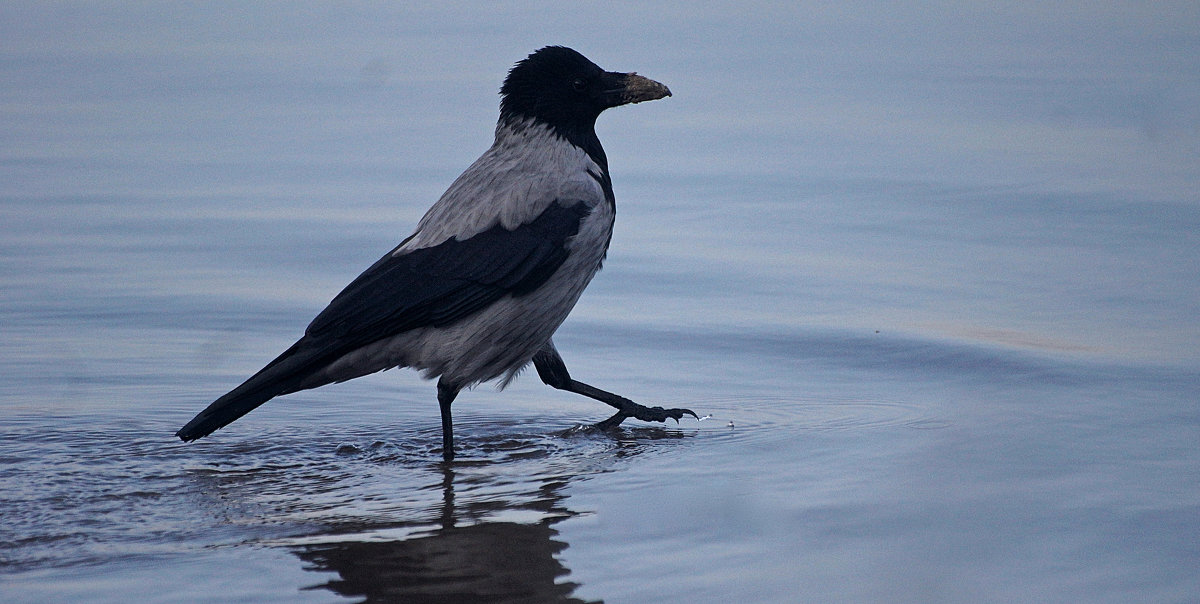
left=176, top=46, right=695, bottom=460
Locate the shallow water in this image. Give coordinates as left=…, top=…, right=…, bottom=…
left=3, top=3, right=1199, bottom=603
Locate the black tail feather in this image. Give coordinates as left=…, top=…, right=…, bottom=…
left=175, top=338, right=330, bottom=441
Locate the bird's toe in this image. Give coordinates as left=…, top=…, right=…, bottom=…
left=639, top=405, right=699, bottom=424
left=594, top=402, right=699, bottom=431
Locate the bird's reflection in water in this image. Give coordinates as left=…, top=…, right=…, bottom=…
left=296, top=465, right=590, bottom=603
left=291, top=425, right=688, bottom=603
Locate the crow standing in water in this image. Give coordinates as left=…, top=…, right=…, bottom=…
left=177, top=46, right=695, bottom=460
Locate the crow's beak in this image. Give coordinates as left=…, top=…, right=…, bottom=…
left=603, top=72, right=672, bottom=107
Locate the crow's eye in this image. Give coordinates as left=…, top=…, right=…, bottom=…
left=572, top=77, right=587, bottom=92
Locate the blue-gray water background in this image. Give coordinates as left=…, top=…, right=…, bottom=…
left=2, top=3, right=1198, bottom=602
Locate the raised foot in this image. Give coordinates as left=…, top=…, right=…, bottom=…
left=595, top=403, right=699, bottom=431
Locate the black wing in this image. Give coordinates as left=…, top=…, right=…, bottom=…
left=306, top=200, right=592, bottom=348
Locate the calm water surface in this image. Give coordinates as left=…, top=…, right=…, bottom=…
left=3, top=3, right=1199, bottom=603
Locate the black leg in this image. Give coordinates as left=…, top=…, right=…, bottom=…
left=532, top=340, right=697, bottom=429
left=437, top=379, right=459, bottom=461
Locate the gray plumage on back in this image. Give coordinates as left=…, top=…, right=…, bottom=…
left=405, top=118, right=606, bottom=248
left=176, top=46, right=694, bottom=461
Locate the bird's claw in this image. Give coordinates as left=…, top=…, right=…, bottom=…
left=595, top=403, right=699, bottom=431
left=643, top=405, right=699, bottom=423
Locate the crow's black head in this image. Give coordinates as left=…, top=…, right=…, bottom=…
left=499, top=46, right=670, bottom=146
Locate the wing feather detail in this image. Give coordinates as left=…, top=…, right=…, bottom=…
left=305, top=201, right=592, bottom=350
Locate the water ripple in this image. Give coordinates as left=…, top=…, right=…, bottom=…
left=0, top=411, right=693, bottom=575
left=659, top=394, right=949, bottom=449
